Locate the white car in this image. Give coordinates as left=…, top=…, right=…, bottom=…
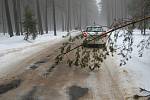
left=82, top=26, right=108, bottom=48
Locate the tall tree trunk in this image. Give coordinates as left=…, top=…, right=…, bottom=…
left=106, top=0, right=111, bottom=27
left=143, top=7, right=146, bottom=35
left=4, top=0, right=13, bottom=37
left=73, top=8, right=76, bottom=29
left=76, top=9, right=79, bottom=29
left=85, top=4, right=88, bottom=27
left=18, top=0, right=23, bottom=35
left=114, top=0, right=117, bottom=20
left=79, top=3, right=82, bottom=30
left=50, top=13, right=52, bottom=31
left=110, top=0, right=114, bottom=24
left=1, top=0, right=6, bottom=35
left=49, top=4, right=52, bottom=31
left=52, top=0, right=56, bottom=36
left=67, top=0, right=70, bottom=32
left=61, top=13, right=65, bottom=31
left=13, top=0, right=20, bottom=36
left=45, top=0, right=48, bottom=33
left=36, top=0, right=44, bottom=35
left=120, top=0, right=124, bottom=20
left=69, top=0, right=72, bottom=31
left=64, top=0, right=67, bottom=32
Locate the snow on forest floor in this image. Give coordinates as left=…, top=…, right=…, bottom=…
left=114, top=29, right=150, bottom=98
left=0, top=31, right=68, bottom=51
left=0, top=31, right=79, bottom=78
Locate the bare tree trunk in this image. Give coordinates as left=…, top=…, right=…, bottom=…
left=50, top=13, right=52, bottom=31
left=4, top=0, right=13, bottom=37
left=79, top=3, right=82, bottom=30
left=73, top=8, right=76, bottom=29
left=140, top=0, right=144, bottom=35
left=18, top=0, right=23, bottom=35
left=61, top=13, right=65, bottom=31
left=52, top=0, right=56, bottom=36
left=49, top=4, right=52, bottom=31
left=110, top=0, right=114, bottom=24
left=13, top=0, right=20, bottom=36
left=36, top=0, right=44, bottom=35
left=1, top=0, right=6, bottom=35
left=120, top=0, right=123, bottom=20
left=45, top=0, right=48, bottom=33
left=124, top=0, right=127, bottom=19
left=67, top=0, right=70, bottom=32
left=106, top=0, right=111, bottom=27
left=114, top=0, right=117, bottom=20
left=69, top=0, right=72, bottom=31
left=85, top=4, right=88, bottom=27
left=76, top=9, right=79, bottom=29
left=143, top=8, right=146, bottom=35
left=65, top=8, right=68, bottom=31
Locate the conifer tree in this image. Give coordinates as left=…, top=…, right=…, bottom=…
left=23, top=7, right=37, bottom=40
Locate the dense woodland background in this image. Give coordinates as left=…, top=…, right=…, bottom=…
left=100, top=0, right=150, bottom=28
left=0, top=0, right=100, bottom=37
left=0, top=0, right=150, bottom=37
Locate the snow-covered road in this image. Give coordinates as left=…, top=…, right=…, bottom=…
left=0, top=30, right=149, bottom=100
left=0, top=31, right=126, bottom=100
left=0, top=31, right=78, bottom=78
left=0, top=45, right=125, bottom=100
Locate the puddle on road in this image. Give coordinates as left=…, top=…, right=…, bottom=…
left=0, top=79, right=22, bottom=95
left=68, top=85, right=89, bottom=100
left=27, top=63, right=39, bottom=70
left=34, top=60, right=48, bottom=65
left=27, top=59, right=48, bottom=70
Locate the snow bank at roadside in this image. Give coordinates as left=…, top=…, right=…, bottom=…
left=0, top=31, right=67, bottom=51
left=114, top=29, right=150, bottom=97
left=0, top=31, right=80, bottom=78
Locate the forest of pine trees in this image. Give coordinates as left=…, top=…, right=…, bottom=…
left=0, top=0, right=149, bottom=38
left=0, top=0, right=100, bottom=38
left=100, top=0, right=150, bottom=31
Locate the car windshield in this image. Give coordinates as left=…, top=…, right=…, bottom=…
left=86, top=27, right=104, bottom=32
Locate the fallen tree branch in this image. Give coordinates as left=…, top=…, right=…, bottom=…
left=57, top=16, right=150, bottom=57
left=133, top=94, right=150, bottom=99
left=133, top=88, right=150, bottom=99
